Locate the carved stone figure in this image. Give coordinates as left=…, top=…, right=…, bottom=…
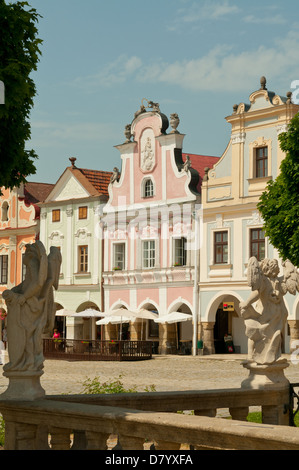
left=141, top=137, right=155, bottom=172
left=110, top=167, right=120, bottom=184
left=240, top=257, right=299, bottom=389
left=1, top=242, right=61, bottom=399
left=240, top=257, right=299, bottom=365
left=2, top=242, right=61, bottom=373
left=183, top=155, right=191, bottom=173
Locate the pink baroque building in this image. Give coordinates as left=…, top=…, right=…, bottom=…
left=102, top=100, right=218, bottom=354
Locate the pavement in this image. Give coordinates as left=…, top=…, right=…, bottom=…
left=1, top=352, right=299, bottom=396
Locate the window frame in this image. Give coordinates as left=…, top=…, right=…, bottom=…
left=52, top=209, right=61, bottom=223
left=255, top=146, right=268, bottom=178
left=78, top=206, right=88, bottom=220
left=0, top=254, right=8, bottom=284
left=78, top=245, right=88, bottom=273
left=142, top=239, right=156, bottom=269
left=250, top=227, right=266, bottom=261
left=113, top=242, right=126, bottom=271
left=214, top=231, right=228, bottom=265
left=173, top=237, right=187, bottom=266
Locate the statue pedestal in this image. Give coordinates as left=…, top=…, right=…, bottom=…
left=1, top=370, right=46, bottom=401
left=241, top=358, right=290, bottom=390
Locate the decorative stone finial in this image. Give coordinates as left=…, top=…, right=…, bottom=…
left=124, top=124, right=132, bottom=143
left=69, top=157, right=77, bottom=168
left=233, top=104, right=238, bottom=113
left=260, top=76, right=267, bottom=90
left=170, top=113, right=180, bottom=133
left=286, top=91, right=292, bottom=104
left=203, top=167, right=210, bottom=181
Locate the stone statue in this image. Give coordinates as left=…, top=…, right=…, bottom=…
left=2, top=242, right=61, bottom=374
left=110, top=167, right=120, bottom=184
left=240, top=257, right=298, bottom=365
left=183, top=155, right=191, bottom=173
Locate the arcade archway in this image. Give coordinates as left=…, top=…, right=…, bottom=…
left=205, top=293, right=246, bottom=354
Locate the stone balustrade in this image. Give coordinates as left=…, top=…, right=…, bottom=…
left=1, top=386, right=298, bottom=450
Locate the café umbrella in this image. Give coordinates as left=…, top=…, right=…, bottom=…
left=154, top=312, right=192, bottom=350
left=96, top=308, right=158, bottom=338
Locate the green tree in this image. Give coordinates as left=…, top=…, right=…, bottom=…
left=258, top=112, right=299, bottom=266
left=0, top=0, right=42, bottom=190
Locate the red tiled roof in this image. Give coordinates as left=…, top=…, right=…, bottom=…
left=23, top=182, right=55, bottom=204
left=79, top=168, right=113, bottom=196
left=182, top=153, right=219, bottom=192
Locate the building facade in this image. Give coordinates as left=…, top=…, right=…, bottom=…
left=102, top=101, right=218, bottom=353
left=199, top=77, right=299, bottom=354
left=39, top=158, right=112, bottom=340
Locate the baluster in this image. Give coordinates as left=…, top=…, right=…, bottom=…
left=49, top=427, right=71, bottom=450
left=72, top=430, right=87, bottom=450
left=229, top=407, right=249, bottom=421
left=85, top=431, right=110, bottom=450
left=15, top=423, right=37, bottom=450
left=118, top=434, right=145, bottom=450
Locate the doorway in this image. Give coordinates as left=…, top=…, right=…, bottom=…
left=214, top=307, right=228, bottom=353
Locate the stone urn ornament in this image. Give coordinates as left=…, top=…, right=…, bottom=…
left=170, top=113, right=180, bottom=133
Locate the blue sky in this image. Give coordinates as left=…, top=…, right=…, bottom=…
left=24, top=0, right=299, bottom=184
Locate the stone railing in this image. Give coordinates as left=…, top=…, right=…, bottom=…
left=1, top=387, right=299, bottom=450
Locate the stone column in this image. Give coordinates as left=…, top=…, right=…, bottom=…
left=202, top=322, right=215, bottom=355
left=158, top=324, right=177, bottom=354
left=288, top=320, right=299, bottom=353
left=130, top=320, right=141, bottom=340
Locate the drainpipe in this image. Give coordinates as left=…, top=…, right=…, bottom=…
left=192, top=206, right=200, bottom=356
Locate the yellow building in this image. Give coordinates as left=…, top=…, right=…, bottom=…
left=199, top=77, right=299, bottom=354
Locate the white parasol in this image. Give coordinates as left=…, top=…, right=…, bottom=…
left=71, top=309, right=104, bottom=318
left=154, top=312, right=192, bottom=324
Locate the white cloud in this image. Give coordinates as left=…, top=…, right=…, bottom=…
left=173, top=0, right=239, bottom=25
left=72, top=28, right=299, bottom=95
left=135, top=29, right=299, bottom=93
left=243, top=14, right=286, bottom=25
left=73, top=54, right=142, bottom=90
left=30, top=120, right=119, bottom=148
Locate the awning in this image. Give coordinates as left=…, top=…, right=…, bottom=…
left=154, top=312, right=192, bottom=324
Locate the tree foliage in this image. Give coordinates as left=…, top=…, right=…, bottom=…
left=0, top=0, right=42, bottom=189
left=257, top=112, right=299, bottom=266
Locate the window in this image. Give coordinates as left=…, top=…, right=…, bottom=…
left=250, top=228, right=265, bottom=261
left=144, top=179, right=154, bottom=198
left=52, top=209, right=60, bottom=222
left=174, top=237, right=187, bottom=266
left=1, top=202, right=9, bottom=222
left=0, top=255, right=8, bottom=284
left=22, top=253, right=26, bottom=281
left=256, top=147, right=268, bottom=178
left=113, top=243, right=125, bottom=270
left=78, top=245, right=88, bottom=273
left=143, top=240, right=155, bottom=268
left=214, top=231, right=228, bottom=264
left=79, top=206, right=88, bottom=219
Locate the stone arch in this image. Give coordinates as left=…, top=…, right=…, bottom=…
left=136, top=300, right=159, bottom=348
left=75, top=301, right=101, bottom=341
left=204, top=291, right=246, bottom=354
left=168, top=299, right=193, bottom=355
